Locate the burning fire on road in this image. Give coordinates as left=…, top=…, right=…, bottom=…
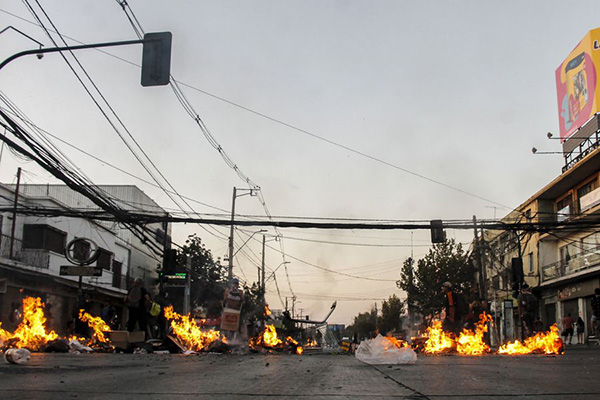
left=498, top=325, right=564, bottom=355
left=249, top=324, right=304, bottom=355
left=163, top=306, right=225, bottom=352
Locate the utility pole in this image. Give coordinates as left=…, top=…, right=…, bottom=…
left=261, top=234, right=266, bottom=305
left=473, top=215, right=486, bottom=301
left=9, top=167, right=21, bottom=259
left=184, top=255, right=191, bottom=315
left=228, top=187, right=237, bottom=282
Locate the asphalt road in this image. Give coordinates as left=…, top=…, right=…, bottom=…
left=0, top=346, right=598, bottom=400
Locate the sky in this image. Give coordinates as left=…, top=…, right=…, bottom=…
left=0, top=0, right=597, bottom=325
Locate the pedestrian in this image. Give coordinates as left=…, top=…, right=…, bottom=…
left=125, top=278, right=150, bottom=334
left=441, top=282, right=465, bottom=335
left=73, top=291, right=91, bottom=337
left=101, top=302, right=117, bottom=328
left=576, top=315, right=585, bottom=344
left=591, top=288, right=600, bottom=339
left=561, top=312, right=574, bottom=345
left=518, top=284, right=538, bottom=338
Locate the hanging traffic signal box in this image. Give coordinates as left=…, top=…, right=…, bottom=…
left=141, top=32, right=172, bottom=87
left=430, top=220, right=446, bottom=243
left=163, top=248, right=178, bottom=274
left=511, top=257, right=524, bottom=298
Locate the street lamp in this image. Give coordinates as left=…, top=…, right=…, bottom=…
left=227, top=187, right=259, bottom=281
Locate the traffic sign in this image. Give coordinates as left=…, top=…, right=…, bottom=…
left=60, top=265, right=103, bottom=277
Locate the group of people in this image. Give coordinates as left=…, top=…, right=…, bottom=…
left=441, top=282, right=600, bottom=345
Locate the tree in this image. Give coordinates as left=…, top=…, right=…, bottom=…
left=346, top=307, right=377, bottom=340
left=397, top=239, right=476, bottom=320
left=377, top=294, right=405, bottom=335
left=179, top=234, right=227, bottom=314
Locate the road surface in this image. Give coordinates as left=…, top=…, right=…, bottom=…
left=0, top=346, right=597, bottom=399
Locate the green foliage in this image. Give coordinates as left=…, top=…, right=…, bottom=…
left=397, top=239, right=476, bottom=319
left=347, top=307, right=377, bottom=340
left=377, top=294, right=405, bottom=335
left=179, top=234, right=227, bottom=314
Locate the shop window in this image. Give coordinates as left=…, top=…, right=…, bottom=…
left=96, top=248, right=113, bottom=270
left=22, top=224, right=66, bottom=254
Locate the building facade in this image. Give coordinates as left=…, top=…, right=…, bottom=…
left=482, top=146, right=600, bottom=342
left=0, top=184, right=169, bottom=335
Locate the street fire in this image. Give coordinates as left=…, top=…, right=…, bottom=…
left=386, top=336, right=410, bottom=349
left=423, top=320, right=454, bottom=354
left=250, top=324, right=304, bottom=354
left=264, top=305, right=272, bottom=317
left=456, top=313, right=492, bottom=356
left=163, top=306, right=225, bottom=351
left=305, top=338, right=318, bottom=347
left=9, top=297, right=58, bottom=351
left=78, top=310, right=111, bottom=343
left=498, top=325, right=563, bottom=355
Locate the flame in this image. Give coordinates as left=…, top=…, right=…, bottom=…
left=456, top=313, right=492, bottom=356
left=163, top=306, right=224, bottom=351
left=10, top=297, right=58, bottom=351
left=286, top=336, right=304, bottom=355
left=264, top=305, right=272, bottom=317
left=261, top=324, right=283, bottom=347
left=78, top=311, right=111, bottom=343
left=305, top=338, right=318, bottom=347
left=498, top=325, right=563, bottom=355
left=386, top=335, right=410, bottom=349
left=423, top=320, right=455, bottom=354
left=0, top=322, right=10, bottom=343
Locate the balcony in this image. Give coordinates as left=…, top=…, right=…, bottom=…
left=0, top=234, right=51, bottom=269
left=541, top=245, right=600, bottom=283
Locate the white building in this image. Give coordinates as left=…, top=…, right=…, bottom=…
left=0, top=183, right=170, bottom=334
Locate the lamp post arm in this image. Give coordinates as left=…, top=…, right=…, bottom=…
left=0, top=38, right=147, bottom=72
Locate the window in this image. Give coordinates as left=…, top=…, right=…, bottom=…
left=556, top=195, right=573, bottom=221
left=577, top=179, right=598, bottom=199
left=582, top=232, right=600, bottom=252
left=22, top=225, right=66, bottom=254
left=96, top=248, right=113, bottom=270
left=112, top=260, right=122, bottom=288
left=527, top=252, right=534, bottom=274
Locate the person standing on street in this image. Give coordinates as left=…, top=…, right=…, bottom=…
left=562, top=313, right=575, bottom=345
left=125, top=278, right=150, bottom=334
left=591, top=288, right=600, bottom=339
left=576, top=315, right=585, bottom=345
left=441, top=282, right=465, bottom=335
left=518, top=284, right=538, bottom=338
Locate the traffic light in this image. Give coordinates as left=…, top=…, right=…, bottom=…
left=163, top=249, right=178, bottom=274
left=430, top=220, right=446, bottom=243
left=141, top=32, right=172, bottom=87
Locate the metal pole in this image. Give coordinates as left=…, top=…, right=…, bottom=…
left=261, top=235, right=266, bottom=304
left=473, top=215, right=485, bottom=300
left=9, top=167, right=21, bottom=259
left=184, top=256, right=191, bottom=315
left=161, top=215, right=169, bottom=295
left=228, top=187, right=237, bottom=282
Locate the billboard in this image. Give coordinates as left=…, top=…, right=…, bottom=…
left=555, top=28, right=600, bottom=143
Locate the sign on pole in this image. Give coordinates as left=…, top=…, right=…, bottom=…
left=60, top=265, right=103, bottom=277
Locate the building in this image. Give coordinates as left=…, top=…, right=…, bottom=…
left=0, top=183, right=169, bottom=334
left=482, top=145, right=599, bottom=342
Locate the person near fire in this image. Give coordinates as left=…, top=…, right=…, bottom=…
left=125, top=278, right=151, bottom=334
left=441, top=281, right=465, bottom=335
left=561, top=312, right=575, bottom=345
left=518, top=284, right=538, bottom=338
left=591, top=288, right=600, bottom=339
left=576, top=315, right=585, bottom=345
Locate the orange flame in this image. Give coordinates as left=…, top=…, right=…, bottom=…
left=0, top=322, right=10, bottom=343
left=78, top=310, right=111, bottom=343
left=498, top=325, right=563, bottom=355
left=456, top=313, right=492, bottom=356
left=423, top=320, right=454, bottom=354
left=264, top=305, right=272, bottom=317
left=163, top=306, right=224, bottom=351
left=386, top=336, right=410, bottom=349
left=9, top=297, right=58, bottom=351
left=286, top=336, right=304, bottom=355
left=305, top=338, right=318, bottom=347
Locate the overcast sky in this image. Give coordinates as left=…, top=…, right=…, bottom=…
left=0, top=1, right=596, bottom=324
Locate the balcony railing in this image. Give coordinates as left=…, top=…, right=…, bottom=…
left=0, top=234, right=52, bottom=269
left=541, top=245, right=600, bottom=282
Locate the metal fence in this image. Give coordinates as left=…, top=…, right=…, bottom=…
left=541, top=245, right=600, bottom=282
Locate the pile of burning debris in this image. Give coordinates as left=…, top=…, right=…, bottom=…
left=411, top=313, right=564, bottom=356
left=1, top=297, right=563, bottom=357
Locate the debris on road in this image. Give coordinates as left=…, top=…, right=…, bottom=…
left=355, top=334, right=417, bottom=365
left=4, top=348, right=31, bottom=364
